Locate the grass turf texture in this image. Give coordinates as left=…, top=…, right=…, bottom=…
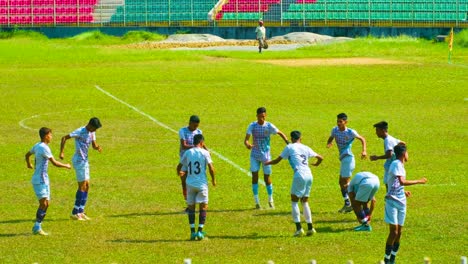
left=0, top=31, right=467, bottom=263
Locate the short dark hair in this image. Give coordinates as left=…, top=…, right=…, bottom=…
left=373, top=121, right=388, bottom=130
left=88, top=117, right=102, bottom=129
left=193, top=134, right=204, bottom=145
left=290, top=130, right=301, bottom=141
left=394, top=144, right=407, bottom=158
left=337, top=113, right=347, bottom=120
left=189, top=115, right=200, bottom=123
left=257, top=107, right=267, bottom=115
left=39, top=127, right=52, bottom=140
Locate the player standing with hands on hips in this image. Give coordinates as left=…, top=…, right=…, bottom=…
left=244, top=107, right=289, bottom=209
left=60, top=117, right=102, bottom=221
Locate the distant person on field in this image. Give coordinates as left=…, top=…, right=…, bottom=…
left=244, top=107, right=289, bottom=209
left=383, top=144, right=427, bottom=264
left=255, top=20, right=266, bottom=53
left=326, top=113, right=367, bottom=213
left=265, top=131, right=323, bottom=237
left=347, top=171, right=380, bottom=232
left=370, top=121, right=405, bottom=190
left=26, top=127, right=71, bottom=236
left=60, top=117, right=102, bottom=221
left=178, top=134, right=216, bottom=241
left=176, top=115, right=206, bottom=210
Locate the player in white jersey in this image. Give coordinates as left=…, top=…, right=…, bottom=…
left=25, top=127, right=71, bottom=235
left=370, top=121, right=405, bottom=190
left=244, top=107, right=289, bottom=209
left=265, top=131, right=323, bottom=237
left=347, top=171, right=380, bottom=232
left=178, top=134, right=216, bottom=241
left=60, top=117, right=102, bottom=221
left=176, top=115, right=204, bottom=206
left=383, top=144, right=427, bottom=264
left=326, top=113, right=367, bottom=213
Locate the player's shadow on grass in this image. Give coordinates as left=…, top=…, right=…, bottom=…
left=108, top=211, right=187, bottom=218
left=0, top=233, right=31, bottom=237
left=108, top=238, right=190, bottom=243
left=314, top=226, right=349, bottom=233
left=208, top=233, right=279, bottom=240
left=0, top=218, right=70, bottom=224
left=0, top=219, right=32, bottom=224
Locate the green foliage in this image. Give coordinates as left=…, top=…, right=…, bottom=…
left=122, top=31, right=166, bottom=42
left=455, top=29, right=468, bottom=48
left=69, top=30, right=120, bottom=43
left=0, top=37, right=467, bottom=264
left=0, top=28, right=47, bottom=40
left=175, top=29, right=191, bottom=34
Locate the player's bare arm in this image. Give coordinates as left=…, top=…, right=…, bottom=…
left=326, top=136, right=334, bottom=148
left=370, top=149, right=392, bottom=161
left=398, top=176, right=428, bottom=186
left=208, top=163, right=216, bottom=186
left=277, top=130, right=290, bottom=144
left=265, top=156, right=283, bottom=165
left=49, top=157, right=71, bottom=169
left=25, top=151, right=33, bottom=169
left=356, top=135, right=367, bottom=159
left=244, top=134, right=253, bottom=149
left=59, top=134, right=71, bottom=159
left=311, top=155, right=323, bottom=166
left=92, top=141, right=102, bottom=152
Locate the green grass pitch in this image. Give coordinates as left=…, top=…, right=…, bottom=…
left=0, top=33, right=467, bottom=263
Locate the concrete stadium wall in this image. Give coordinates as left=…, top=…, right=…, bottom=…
left=6, top=26, right=457, bottom=39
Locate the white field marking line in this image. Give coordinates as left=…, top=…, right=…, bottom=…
left=94, top=85, right=263, bottom=185
left=19, top=108, right=98, bottom=131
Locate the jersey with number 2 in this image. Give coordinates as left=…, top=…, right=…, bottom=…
left=181, top=147, right=213, bottom=188
left=280, top=143, right=318, bottom=178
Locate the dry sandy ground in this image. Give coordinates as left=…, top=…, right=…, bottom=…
left=125, top=33, right=410, bottom=66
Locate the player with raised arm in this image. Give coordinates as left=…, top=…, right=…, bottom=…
left=178, top=134, right=216, bottom=241
left=26, top=127, right=71, bottom=235
left=265, top=131, right=323, bottom=237
left=60, top=117, right=102, bottom=221
left=244, top=107, right=289, bottom=209
left=383, top=144, right=427, bottom=264
left=326, top=113, right=367, bottom=213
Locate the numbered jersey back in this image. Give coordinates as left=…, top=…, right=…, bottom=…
left=180, top=147, right=213, bottom=188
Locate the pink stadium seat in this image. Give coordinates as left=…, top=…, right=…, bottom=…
left=0, top=0, right=6, bottom=6
left=78, top=14, right=91, bottom=22
left=10, top=15, right=20, bottom=23
left=19, top=15, right=31, bottom=23
left=0, top=7, right=6, bottom=14
left=0, top=16, right=7, bottom=23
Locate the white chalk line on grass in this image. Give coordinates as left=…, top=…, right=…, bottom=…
left=19, top=108, right=98, bottom=132
left=94, top=85, right=262, bottom=185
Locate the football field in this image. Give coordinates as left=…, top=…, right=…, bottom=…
left=0, top=33, right=467, bottom=263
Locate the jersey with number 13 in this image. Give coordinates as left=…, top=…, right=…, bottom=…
left=180, top=147, right=213, bottom=188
